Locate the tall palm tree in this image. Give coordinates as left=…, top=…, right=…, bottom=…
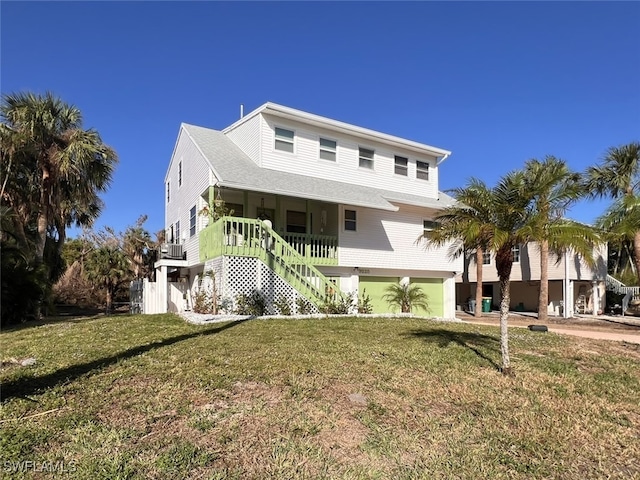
left=423, top=179, right=494, bottom=318
left=585, top=142, right=640, bottom=284
left=0, top=92, right=118, bottom=264
left=523, top=157, right=599, bottom=321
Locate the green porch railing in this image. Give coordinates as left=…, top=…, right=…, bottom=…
left=283, top=233, right=337, bottom=265
left=199, top=216, right=344, bottom=307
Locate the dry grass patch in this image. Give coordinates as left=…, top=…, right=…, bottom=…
left=1, top=314, right=639, bottom=479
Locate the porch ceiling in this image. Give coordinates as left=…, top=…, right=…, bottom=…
left=184, top=124, right=456, bottom=212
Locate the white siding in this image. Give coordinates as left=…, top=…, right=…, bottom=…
left=165, top=127, right=215, bottom=268
left=259, top=114, right=440, bottom=199
left=224, top=113, right=262, bottom=165
left=337, top=204, right=462, bottom=272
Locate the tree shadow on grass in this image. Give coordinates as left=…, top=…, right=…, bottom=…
left=1, top=319, right=250, bottom=402
left=408, top=328, right=501, bottom=371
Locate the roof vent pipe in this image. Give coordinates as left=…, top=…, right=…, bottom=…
left=240, top=104, right=244, bottom=119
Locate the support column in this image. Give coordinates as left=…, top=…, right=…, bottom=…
left=157, top=264, right=168, bottom=314
left=563, top=250, right=571, bottom=318
left=592, top=281, right=600, bottom=316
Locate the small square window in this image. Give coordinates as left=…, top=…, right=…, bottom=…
left=345, top=209, right=357, bottom=231
left=423, top=220, right=438, bottom=234
left=275, top=127, right=294, bottom=153
left=359, top=147, right=374, bottom=169
left=417, top=161, right=430, bottom=180
left=395, top=156, right=408, bottom=176
left=190, top=206, right=197, bottom=237
left=319, top=138, right=337, bottom=161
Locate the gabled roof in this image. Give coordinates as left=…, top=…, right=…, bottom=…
left=222, top=102, right=452, bottom=164
left=182, top=123, right=456, bottom=212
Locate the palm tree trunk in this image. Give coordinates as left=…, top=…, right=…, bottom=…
left=634, top=231, right=640, bottom=286
left=538, top=239, right=549, bottom=321
left=475, top=248, right=484, bottom=318
left=495, top=246, right=514, bottom=375
left=499, top=274, right=511, bottom=374
left=35, top=165, right=51, bottom=263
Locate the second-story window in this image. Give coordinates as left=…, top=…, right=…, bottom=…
left=423, top=220, right=438, bottom=235
left=178, top=161, right=182, bottom=187
left=359, top=147, right=374, bottom=169
left=319, top=138, right=337, bottom=161
left=482, top=251, right=491, bottom=265
left=190, top=206, right=197, bottom=237
left=275, top=127, right=294, bottom=153
left=417, top=161, right=430, bottom=180
left=166, top=182, right=170, bottom=203
left=512, top=244, right=521, bottom=263
left=395, top=156, right=408, bottom=176
left=175, top=221, right=180, bottom=243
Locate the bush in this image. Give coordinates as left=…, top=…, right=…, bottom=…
left=274, top=295, right=292, bottom=316
left=357, top=289, right=373, bottom=314
left=295, top=297, right=313, bottom=315
left=234, top=290, right=266, bottom=316
left=320, top=295, right=353, bottom=314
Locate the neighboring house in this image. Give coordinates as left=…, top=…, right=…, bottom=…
left=456, top=243, right=608, bottom=317
left=147, top=102, right=463, bottom=317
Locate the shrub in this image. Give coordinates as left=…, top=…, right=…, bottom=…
left=320, top=295, right=353, bottom=314
left=295, top=297, right=313, bottom=315
left=382, top=282, right=430, bottom=314
left=234, top=290, right=266, bottom=316
left=357, top=289, right=373, bottom=314
left=274, top=295, right=292, bottom=316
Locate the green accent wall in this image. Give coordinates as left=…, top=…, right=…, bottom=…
left=410, top=278, right=444, bottom=317
left=359, top=277, right=400, bottom=314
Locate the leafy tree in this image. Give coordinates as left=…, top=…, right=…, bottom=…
left=85, top=245, right=129, bottom=313
left=383, top=282, right=429, bottom=314
left=523, top=157, right=599, bottom=321
left=423, top=179, right=494, bottom=318
left=585, top=142, right=640, bottom=284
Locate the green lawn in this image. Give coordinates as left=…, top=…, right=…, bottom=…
left=1, top=314, right=639, bottom=479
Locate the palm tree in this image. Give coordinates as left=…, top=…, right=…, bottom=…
left=523, top=157, right=599, bottom=321
left=382, top=282, right=429, bottom=313
left=0, top=91, right=117, bottom=264
left=423, top=179, right=494, bottom=318
left=585, top=142, right=640, bottom=284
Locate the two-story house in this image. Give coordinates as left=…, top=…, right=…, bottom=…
left=456, top=243, right=608, bottom=317
left=148, top=103, right=463, bottom=317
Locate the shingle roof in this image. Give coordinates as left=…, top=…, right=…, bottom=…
left=183, top=123, right=456, bottom=212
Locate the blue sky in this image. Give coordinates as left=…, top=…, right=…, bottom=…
left=2, top=1, right=639, bottom=238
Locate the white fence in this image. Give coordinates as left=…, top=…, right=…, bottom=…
left=130, top=279, right=189, bottom=314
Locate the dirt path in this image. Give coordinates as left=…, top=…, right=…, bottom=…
left=458, top=311, right=640, bottom=344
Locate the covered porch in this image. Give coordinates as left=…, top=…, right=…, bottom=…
left=200, top=186, right=340, bottom=265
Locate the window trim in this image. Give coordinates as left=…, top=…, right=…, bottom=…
left=344, top=209, right=357, bottom=232
left=319, top=137, right=337, bottom=162
left=416, top=160, right=430, bottom=181
left=394, top=155, right=408, bottom=176
left=189, top=206, right=197, bottom=237
left=358, top=147, right=375, bottom=170
left=274, top=126, right=295, bottom=153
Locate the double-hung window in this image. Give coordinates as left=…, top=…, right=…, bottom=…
left=189, top=206, right=197, bottom=237
left=359, top=147, right=374, bottom=169
left=319, top=138, right=337, bottom=161
left=275, top=127, right=294, bottom=153
left=395, top=156, right=408, bottom=176
left=344, top=209, right=357, bottom=231
left=416, top=161, right=430, bottom=180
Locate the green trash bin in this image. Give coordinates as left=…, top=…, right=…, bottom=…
left=482, top=297, right=491, bottom=312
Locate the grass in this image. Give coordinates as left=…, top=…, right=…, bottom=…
left=1, top=314, right=639, bottom=479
